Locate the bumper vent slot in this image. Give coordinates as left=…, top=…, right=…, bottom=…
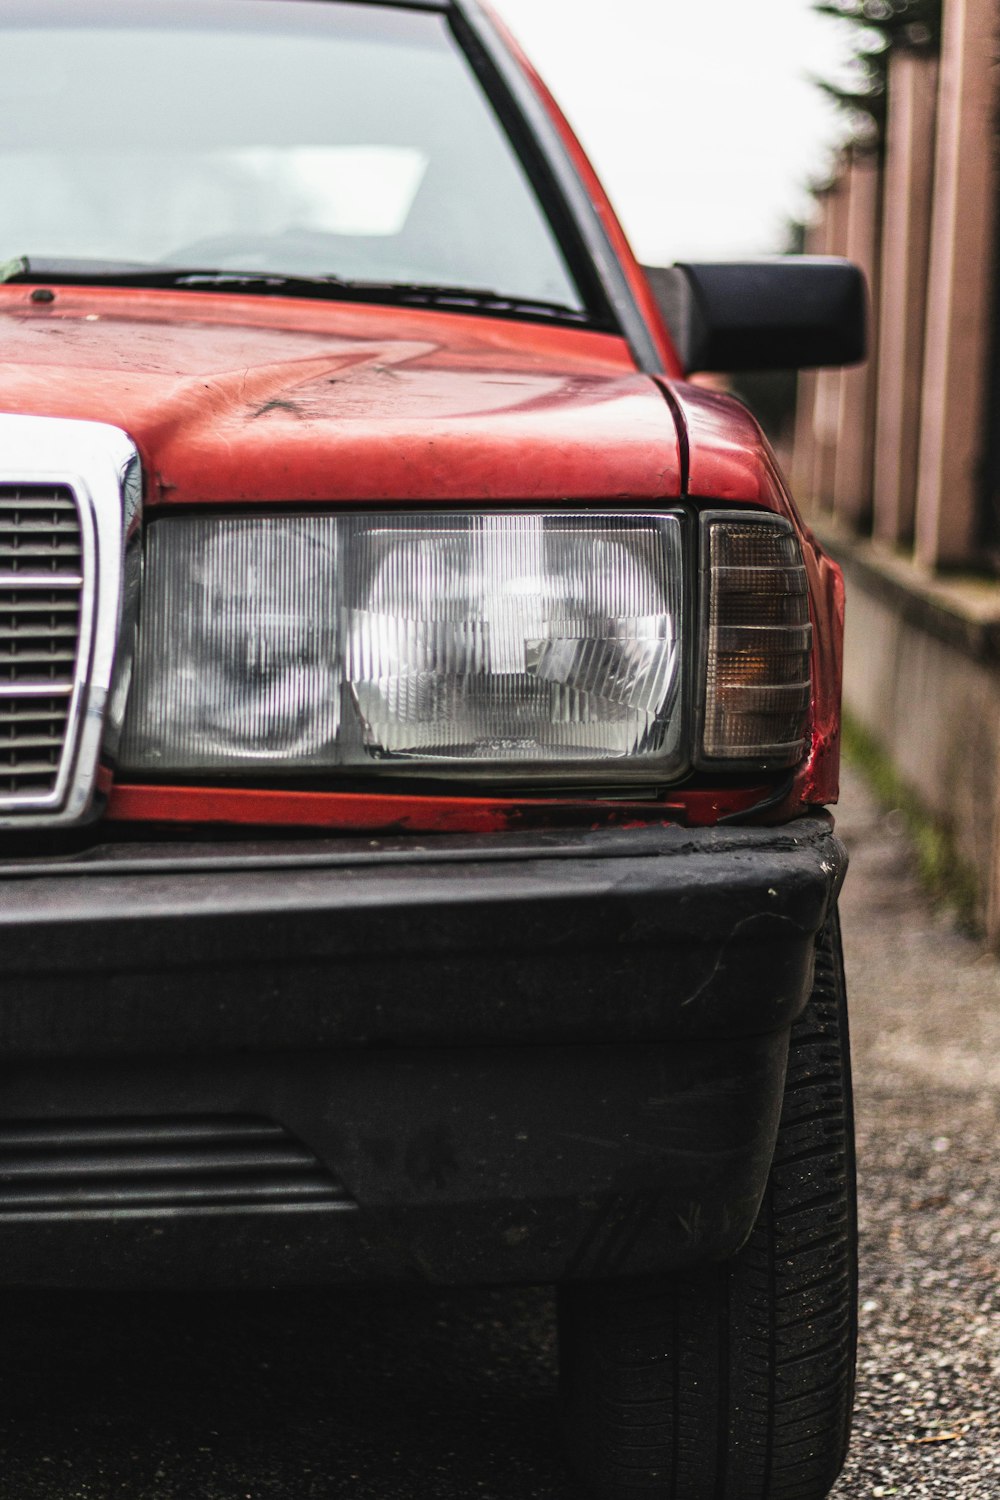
left=0, top=484, right=83, bottom=803
left=0, top=1115, right=354, bottom=1217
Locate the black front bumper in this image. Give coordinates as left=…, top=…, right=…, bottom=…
left=0, top=816, right=846, bottom=1289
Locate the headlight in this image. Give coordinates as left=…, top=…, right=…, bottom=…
left=120, top=512, right=687, bottom=783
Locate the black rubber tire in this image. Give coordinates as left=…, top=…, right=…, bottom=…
left=558, top=909, right=857, bottom=1500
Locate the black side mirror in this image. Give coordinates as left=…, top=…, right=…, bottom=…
left=642, top=257, right=868, bottom=375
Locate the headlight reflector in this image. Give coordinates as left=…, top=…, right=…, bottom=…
left=121, top=512, right=687, bottom=781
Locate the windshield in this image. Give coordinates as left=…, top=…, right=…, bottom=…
left=0, top=0, right=585, bottom=313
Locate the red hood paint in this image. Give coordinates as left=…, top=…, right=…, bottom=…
left=0, top=284, right=840, bottom=821
left=665, top=380, right=844, bottom=812
left=0, top=286, right=682, bottom=506
left=666, top=380, right=804, bottom=516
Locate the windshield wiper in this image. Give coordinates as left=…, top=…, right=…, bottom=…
left=1, top=257, right=590, bottom=324
left=1, top=257, right=352, bottom=293
left=1, top=256, right=171, bottom=283
left=338, top=281, right=590, bottom=323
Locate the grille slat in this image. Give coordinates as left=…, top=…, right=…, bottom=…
left=0, top=734, right=66, bottom=750
left=0, top=1118, right=288, bottom=1149
left=0, top=497, right=78, bottom=512
left=0, top=625, right=80, bottom=640
left=0, top=598, right=80, bottom=614
left=0, top=756, right=75, bottom=776
left=0, top=574, right=83, bottom=590
left=0, top=1144, right=317, bottom=1179
left=0, top=647, right=79, bottom=663
left=0, top=520, right=81, bottom=535
left=0, top=544, right=82, bottom=560
left=0, top=652, right=79, bottom=669
left=0, top=684, right=74, bottom=701
left=0, top=1177, right=339, bottom=1212
left=0, top=484, right=83, bottom=803
left=0, top=1116, right=354, bottom=1216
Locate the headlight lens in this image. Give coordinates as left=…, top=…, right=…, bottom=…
left=700, top=515, right=813, bottom=767
left=120, top=512, right=687, bottom=782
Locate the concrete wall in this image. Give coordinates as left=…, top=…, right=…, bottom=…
left=837, top=542, right=1000, bottom=937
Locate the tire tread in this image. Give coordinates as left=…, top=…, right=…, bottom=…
left=559, top=910, right=857, bottom=1500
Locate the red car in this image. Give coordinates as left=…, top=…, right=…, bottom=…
left=0, top=3, right=864, bottom=1497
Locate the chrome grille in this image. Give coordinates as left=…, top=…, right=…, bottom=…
left=0, top=485, right=83, bottom=801
left=0, top=416, right=138, bottom=828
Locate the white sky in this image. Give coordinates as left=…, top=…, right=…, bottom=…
left=490, top=0, right=852, bottom=264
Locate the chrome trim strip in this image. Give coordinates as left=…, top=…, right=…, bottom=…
left=0, top=415, right=139, bottom=828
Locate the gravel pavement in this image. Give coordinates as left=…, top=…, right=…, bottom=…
left=1, top=763, right=997, bottom=1499
left=830, top=766, right=1000, bottom=1500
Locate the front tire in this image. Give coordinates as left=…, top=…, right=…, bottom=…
left=558, top=910, right=857, bottom=1500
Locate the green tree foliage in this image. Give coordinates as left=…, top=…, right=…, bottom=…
left=814, top=0, right=942, bottom=146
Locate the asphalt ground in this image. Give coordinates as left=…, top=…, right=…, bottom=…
left=0, top=763, right=997, bottom=1499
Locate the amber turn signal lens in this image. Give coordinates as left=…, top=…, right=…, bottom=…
left=700, top=517, right=812, bottom=767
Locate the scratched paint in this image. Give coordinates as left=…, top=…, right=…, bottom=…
left=0, top=282, right=842, bottom=832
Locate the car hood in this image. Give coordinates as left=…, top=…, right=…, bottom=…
left=0, top=286, right=682, bottom=506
